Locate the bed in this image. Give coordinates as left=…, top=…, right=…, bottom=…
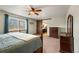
left=0, top=32, right=42, bottom=53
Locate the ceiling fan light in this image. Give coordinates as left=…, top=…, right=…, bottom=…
left=30, top=11, right=34, bottom=14
left=28, top=11, right=34, bottom=15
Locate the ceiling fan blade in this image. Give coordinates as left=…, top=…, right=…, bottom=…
left=35, top=13, right=39, bottom=15
left=29, top=5, right=35, bottom=11
left=43, top=18, right=52, bottom=20
left=36, top=9, right=42, bottom=12
left=31, top=7, right=35, bottom=11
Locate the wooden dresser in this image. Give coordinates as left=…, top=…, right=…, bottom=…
left=49, top=27, right=60, bottom=39
left=60, top=33, right=74, bottom=53
left=60, top=15, right=74, bottom=53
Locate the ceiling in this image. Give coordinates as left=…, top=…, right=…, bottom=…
left=0, top=5, right=70, bottom=20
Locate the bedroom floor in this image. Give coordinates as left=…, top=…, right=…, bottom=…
left=43, top=35, right=60, bottom=53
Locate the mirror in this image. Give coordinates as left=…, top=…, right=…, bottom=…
left=67, top=14, right=73, bottom=37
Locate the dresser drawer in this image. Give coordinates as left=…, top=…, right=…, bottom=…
left=60, top=44, right=71, bottom=52
left=49, top=27, right=60, bottom=38
left=60, top=36, right=72, bottom=52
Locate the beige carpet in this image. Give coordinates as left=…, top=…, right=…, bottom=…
left=43, top=36, right=60, bottom=53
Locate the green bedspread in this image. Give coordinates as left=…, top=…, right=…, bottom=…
left=0, top=33, right=42, bottom=53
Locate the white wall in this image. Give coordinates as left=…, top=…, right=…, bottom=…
left=28, top=18, right=36, bottom=34
left=0, top=6, right=28, bottom=17
left=67, top=6, right=79, bottom=53
left=43, top=16, right=66, bottom=36
left=0, top=11, right=4, bottom=34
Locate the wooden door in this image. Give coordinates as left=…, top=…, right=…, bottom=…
left=36, top=20, right=42, bottom=34
left=36, top=20, right=43, bottom=40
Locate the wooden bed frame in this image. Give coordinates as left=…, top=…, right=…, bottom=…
left=34, top=35, right=43, bottom=53
left=34, top=47, right=43, bottom=53
left=33, top=33, right=43, bottom=53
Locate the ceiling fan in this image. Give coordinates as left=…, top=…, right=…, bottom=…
left=26, top=5, right=42, bottom=15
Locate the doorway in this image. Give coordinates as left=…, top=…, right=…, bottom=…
left=36, top=19, right=60, bottom=53
left=42, top=20, right=48, bottom=36
left=42, top=20, right=60, bottom=53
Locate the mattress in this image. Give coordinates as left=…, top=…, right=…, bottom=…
left=0, top=32, right=42, bottom=53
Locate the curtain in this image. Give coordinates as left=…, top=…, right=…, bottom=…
left=26, top=18, right=28, bottom=33
left=4, top=14, right=8, bottom=33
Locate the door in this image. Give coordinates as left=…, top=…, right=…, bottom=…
left=36, top=20, right=42, bottom=34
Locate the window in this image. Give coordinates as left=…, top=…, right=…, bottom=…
left=8, top=16, right=27, bottom=33
left=19, top=20, right=26, bottom=33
